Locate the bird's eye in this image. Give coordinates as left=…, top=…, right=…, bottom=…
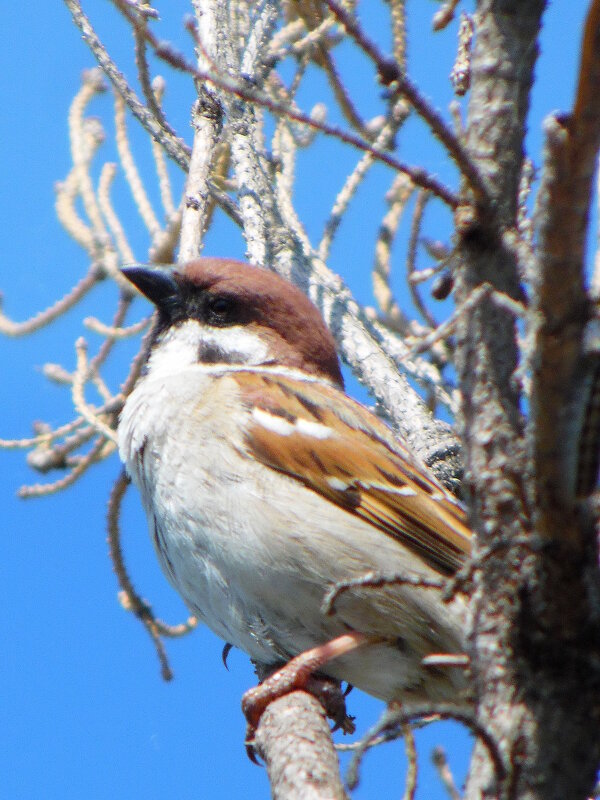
left=205, top=294, right=237, bottom=326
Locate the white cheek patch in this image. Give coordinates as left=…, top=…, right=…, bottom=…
left=146, top=321, right=271, bottom=378
left=198, top=327, right=270, bottom=365
left=147, top=320, right=205, bottom=376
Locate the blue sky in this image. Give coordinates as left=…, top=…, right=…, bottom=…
left=0, top=2, right=591, bottom=799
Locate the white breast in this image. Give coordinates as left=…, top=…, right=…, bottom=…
left=120, top=365, right=274, bottom=655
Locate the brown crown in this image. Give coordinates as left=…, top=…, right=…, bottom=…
left=177, top=258, right=344, bottom=388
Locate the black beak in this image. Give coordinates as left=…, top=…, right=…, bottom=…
left=121, top=265, right=182, bottom=314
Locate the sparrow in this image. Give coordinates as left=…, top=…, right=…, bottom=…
left=118, top=257, right=471, bottom=714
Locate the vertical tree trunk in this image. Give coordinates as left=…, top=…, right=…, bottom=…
left=458, top=2, right=600, bottom=798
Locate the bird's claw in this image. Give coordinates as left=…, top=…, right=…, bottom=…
left=242, top=632, right=369, bottom=761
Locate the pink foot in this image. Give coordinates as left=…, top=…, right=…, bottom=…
left=242, top=632, right=374, bottom=761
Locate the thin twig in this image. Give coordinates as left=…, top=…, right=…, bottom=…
left=85, top=314, right=150, bottom=339
left=120, top=314, right=160, bottom=397
left=26, top=426, right=97, bottom=474
left=432, top=746, right=462, bottom=800
left=107, top=471, right=197, bottom=682
left=321, top=50, right=371, bottom=138
left=63, top=0, right=191, bottom=171
left=322, top=569, right=445, bottom=616
left=407, top=190, right=437, bottom=328
left=319, top=100, right=408, bottom=261
left=389, top=0, right=407, bottom=72
left=324, top=0, right=489, bottom=204
left=132, top=16, right=175, bottom=134
left=346, top=704, right=506, bottom=792
left=154, top=20, right=461, bottom=208
left=451, top=13, right=473, bottom=96
left=18, top=436, right=112, bottom=498
left=272, top=118, right=308, bottom=256
left=0, top=417, right=84, bottom=450
left=0, top=268, right=99, bottom=337
left=98, top=163, right=136, bottom=264
left=149, top=77, right=176, bottom=218
left=148, top=206, right=184, bottom=263
left=408, top=283, right=524, bottom=356
left=270, top=14, right=338, bottom=64
left=0, top=396, right=122, bottom=452
left=433, top=0, right=462, bottom=32
left=69, top=74, right=110, bottom=239
left=89, top=294, right=134, bottom=374
left=403, top=724, right=418, bottom=800
left=72, top=338, right=119, bottom=443
left=372, top=173, right=414, bottom=331
left=107, top=471, right=173, bottom=681
left=114, top=92, right=161, bottom=237
left=120, top=0, right=158, bottom=19
left=515, top=158, right=535, bottom=285
left=55, top=169, right=95, bottom=251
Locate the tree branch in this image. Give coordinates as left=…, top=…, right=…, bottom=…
left=64, top=0, right=191, bottom=170
left=453, top=2, right=545, bottom=799
left=323, top=0, right=489, bottom=205
left=457, top=2, right=600, bottom=798
left=252, top=692, right=347, bottom=800
left=529, top=0, right=600, bottom=510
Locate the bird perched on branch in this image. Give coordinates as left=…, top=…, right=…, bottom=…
left=118, top=257, right=471, bottom=732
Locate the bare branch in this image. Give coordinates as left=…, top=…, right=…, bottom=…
left=132, top=16, right=175, bottom=135
left=114, top=93, right=161, bottom=238
left=157, top=17, right=461, bottom=207
left=529, top=0, right=600, bottom=510
left=407, top=191, right=437, bottom=329
left=402, top=724, right=418, bottom=800
left=431, top=746, right=462, bottom=800
left=107, top=471, right=198, bottom=682
left=389, top=0, right=407, bottom=72
left=252, top=692, right=347, bottom=800
left=84, top=314, right=150, bottom=339
left=319, top=100, right=409, bottom=261
left=322, top=569, right=446, bottom=617
left=18, top=436, right=112, bottom=498
left=346, top=704, right=506, bottom=794
left=372, top=173, right=414, bottom=332
left=149, top=77, right=177, bottom=219
left=178, top=95, right=223, bottom=260
left=451, top=13, right=473, bottom=97
left=63, top=0, right=191, bottom=170
left=0, top=268, right=99, bottom=337
left=98, top=163, right=136, bottom=263
left=408, top=283, right=524, bottom=357
left=323, top=0, right=489, bottom=205
left=72, top=338, right=118, bottom=443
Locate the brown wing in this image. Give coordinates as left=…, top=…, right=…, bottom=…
left=233, top=371, right=471, bottom=575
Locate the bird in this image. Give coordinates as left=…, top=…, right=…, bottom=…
left=118, top=257, right=471, bottom=726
